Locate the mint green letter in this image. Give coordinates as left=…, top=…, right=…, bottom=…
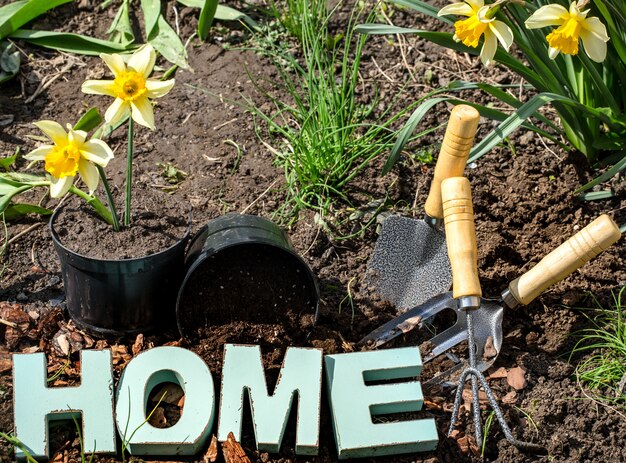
left=324, top=347, right=438, bottom=458
left=218, top=344, right=323, bottom=455
left=115, top=346, right=215, bottom=455
left=13, top=350, right=116, bottom=459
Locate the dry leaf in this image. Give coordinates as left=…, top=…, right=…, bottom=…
left=152, top=383, right=184, bottom=405
left=223, top=432, right=251, bottom=463
left=483, top=335, right=498, bottom=359
left=487, top=366, right=508, bottom=380
left=203, top=435, right=219, bottom=463
left=148, top=406, right=167, bottom=428
left=502, top=390, right=518, bottom=404
left=132, top=333, right=144, bottom=356
left=0, top=355, right=12, bottom=373
left=507, top=366, right=528, bottom=390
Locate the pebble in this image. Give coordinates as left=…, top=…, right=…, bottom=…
left=16, top=292, right=28, bottom=302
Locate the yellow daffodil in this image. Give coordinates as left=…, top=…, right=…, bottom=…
left=438, top=0, right=513, bottom=66
left=24, top=121, right=114, bottom=198
left=525, top=2, right=609, bottom=62
left=81, top=44, right=175, bottom=130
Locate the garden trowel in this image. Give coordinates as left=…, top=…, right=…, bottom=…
left=367, top=104, right=480, bottom=312
left=360, top=213, right=622, bottom=386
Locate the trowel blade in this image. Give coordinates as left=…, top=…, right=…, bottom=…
left=366, top=215, right=452, bottom=311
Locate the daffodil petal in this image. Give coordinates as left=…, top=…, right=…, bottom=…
left=580, top=28, right=608, bottom=62
left=81, top=139, right=114, bottom=167
left=33, top=121, right=67, bottom=146
left=582, top=16, right=609, bottom=42
left=128, top=44, right=156, bottom=78
left=105, top=98, right=131, bottom=127
left=100, top=53, right=126, bottom=76
left=490, top=20, right=514, bottom=51
left=548, top=46, right=560, bottom=59
left=145, top=79, right=175, bottom=99
left=24, top=145, right=53, bottom=161
left=78, top=159, right=99, bottom=194
left=50, top=175, right=74, bottom=198
left=465, top=0, right=483, bottom=10
left=68, top=129, right=87, bottom=146
left=480, top=30, right=498, bottom=66
left=81, top=79, right=117, bottom=97
left=525, top=4, right=569, bottom=29
left=130, top=96, right=155, bottom=130
left=438, top=2, right=474, bottom=17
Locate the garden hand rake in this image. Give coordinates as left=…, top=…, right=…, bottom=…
left=441, top=176, right=543, bottom=452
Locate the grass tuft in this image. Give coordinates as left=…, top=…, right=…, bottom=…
left=570, top=286, right=626, bottom=405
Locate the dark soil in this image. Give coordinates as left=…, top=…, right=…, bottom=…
left=52, top=185, right=190, bottom=259
left=1, top=0, right=626, bottom=462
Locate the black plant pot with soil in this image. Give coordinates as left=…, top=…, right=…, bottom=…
left=49, top=203, right=191, bottom=337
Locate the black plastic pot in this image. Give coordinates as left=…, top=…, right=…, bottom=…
left=176, top=214, right=319, bottom=340
left=49, top=207, right=191, bottom=337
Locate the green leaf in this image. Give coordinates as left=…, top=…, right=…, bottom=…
left=73, top=108, right=103, bottom=132
left=388, top=0, right=453, bottom=25
left=0, top=184, right=32, bottom=213
left=198, top=0, right=218, bottom=41
left=0, top=152, right=17, bottom=170
left=140, top=0, right=161, bottom=37
left=3, top=202, right=52, bottom=220
left=580, top=190, right=615, bottom=202
left=0, top=0, right=72, bottom=40
left=107, top=0, right=134, bottom=46
left=1, top=171, right=47, bottom=185
left=9, top=29, right=131, bottom=55
left=575, top=153, right=626, bottom=194
left=215, top=5, right=257, bottom=28
left=147, top=15, right=189, bottom=69
left=0, top=41, right=20, bottom=83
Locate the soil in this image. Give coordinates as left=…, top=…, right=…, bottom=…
left=52, top=185, right=190, bottom=259
left=1, top=0, right=626, bottom=462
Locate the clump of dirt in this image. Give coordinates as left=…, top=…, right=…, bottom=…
left=52, top=185, right=190, bottom=259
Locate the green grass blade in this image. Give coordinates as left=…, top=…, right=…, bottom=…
left=9, top=29, right=130, bottom=54
left=3, top=203, right=52, bottom=220
left=0, top=0, right=72, bottom=40
left=198, top=0, right=218, bottom=41
left=215, top=5, right=257, bottom=28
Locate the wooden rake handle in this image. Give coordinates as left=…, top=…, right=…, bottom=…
left=508, top=214, right=621, bottom=306
left=442, top=177, right=482, bottom=300
left=424, top=105, right=480, bottom=220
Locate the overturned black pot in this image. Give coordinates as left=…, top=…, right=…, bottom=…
left=176, top=214, right=319, bottom=340
left=49, top=207, right=190, bottom=337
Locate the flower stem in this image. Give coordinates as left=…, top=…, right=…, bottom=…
left=124, top=118, right=134, bottom=227
left=96, top=165, right=120, bottom=232
left=69, top=186, right=114, bottom=226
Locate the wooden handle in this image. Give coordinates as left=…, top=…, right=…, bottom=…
left=508, top=214, right=621, bottom=306
left=424, top=105, right=480, bottom=220
left=442, top=177, right=482, bottom=299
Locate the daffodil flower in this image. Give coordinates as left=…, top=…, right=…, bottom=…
left=438, top=0, right=513, bottom=66
left=81, top=44, right=175, bottom=130
left=24, top=121, right=114, bottom=198
left=525, top=2, right=609, bottom=62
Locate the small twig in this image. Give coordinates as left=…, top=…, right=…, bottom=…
left=213, top=118, right=238, bottom=131
left=240, top=178, right=280, bottom=215
left=371, top=58, right=395, bottom=84
left=173, top=5, right=181, bottom=36
left=7, top=222, right=44, bottom=246
left=0, top=318, right=18, bottom=328
left=25, top=62, right=73, bottom=104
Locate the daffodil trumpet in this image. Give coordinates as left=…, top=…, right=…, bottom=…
left=82, top=44, right=175, bottom=227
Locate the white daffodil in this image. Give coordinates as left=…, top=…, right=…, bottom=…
left=81, top=44, right=175, bottom=130
left=525, top=2, right=609, bottom=62
left=24, top=121, right=114, bottom=198
left=438, top=0, right=513, bottom=66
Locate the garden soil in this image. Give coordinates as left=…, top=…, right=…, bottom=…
left=1, top=0, right=626, bottom=462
